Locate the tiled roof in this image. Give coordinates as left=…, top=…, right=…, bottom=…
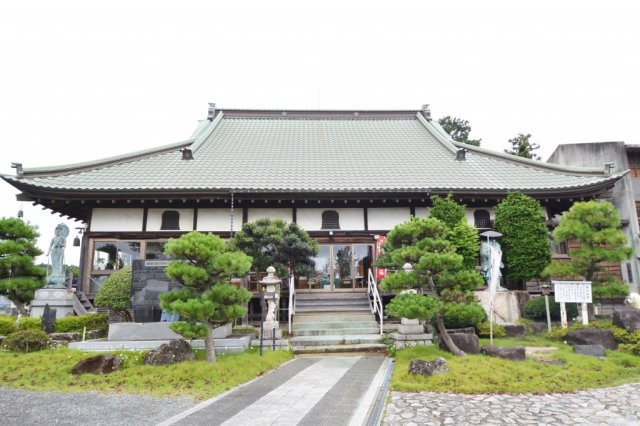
left=2, top=110, right=624, bottom=195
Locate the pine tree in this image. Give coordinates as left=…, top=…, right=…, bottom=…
left=0, top=218, right=46, bottom=314
left=160, top=231, right=252, bottom=362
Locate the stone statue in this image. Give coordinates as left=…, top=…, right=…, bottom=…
left=46, top=223, right=69, bottom=288
left=479, top=238, right=506, bottom=291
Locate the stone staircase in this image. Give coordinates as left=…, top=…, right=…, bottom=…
left=72, top=291, right=97, bottom=315
left=290, top=292, right=386, bottom=354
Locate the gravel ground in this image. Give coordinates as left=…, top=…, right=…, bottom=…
left=0, top=387, right=196, bottom=425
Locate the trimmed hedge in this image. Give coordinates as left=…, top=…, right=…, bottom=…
left=3, top=329, right=49, bottom=352
left=16, top=316, right=42, bottom=331
left=0, top=316, right=17, bottom=335
left=442, top=302, right=487, bottom=329
left=54, top=313, right=108, bottom=334
left=477, top=320, right=506, bottom=338
left=523, top=296, right=578, bottom=321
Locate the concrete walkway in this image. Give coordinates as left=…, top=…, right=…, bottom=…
left=159, top=355, right=391, bottom=426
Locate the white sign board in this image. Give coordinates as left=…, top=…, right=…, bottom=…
left=553, top=281, right=592, bottom=304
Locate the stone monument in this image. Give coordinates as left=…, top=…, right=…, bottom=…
left=261, top=266, right=282, bottom=340
left=31, top=223, right=75, bottom=318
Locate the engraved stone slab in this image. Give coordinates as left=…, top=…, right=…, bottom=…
left=573, top=344, right=606, bottom=357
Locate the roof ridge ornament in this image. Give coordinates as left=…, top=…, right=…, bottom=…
left=11, top=162, right=23, bottom=177
left=422, top=104, right=432, bottom=121
left=207, top=103, right=216, bottom=121
left=455, top=147, right=467, bottom=161
left=604, top=162, right=615, bottom=175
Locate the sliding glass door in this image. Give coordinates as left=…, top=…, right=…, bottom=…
left=302, top=244, right=373, bottom=291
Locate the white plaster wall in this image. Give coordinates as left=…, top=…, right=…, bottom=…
left=297, top=208, right=364, bottom=231
left=90, top=208, right=144, bottom=232
left=147, top=208, right=194, bottom=232
left=414, top=207, right=429, bottom=217
left=197, top=209, right=244, bottom=232
left=247, top=208, right=293, bottom=223
left=368, top=207, right=411, bottom=230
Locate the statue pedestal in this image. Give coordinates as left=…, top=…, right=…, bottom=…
left=31, top=288, right=74, bottom=319
left=475, top=290, right=522, bottom=324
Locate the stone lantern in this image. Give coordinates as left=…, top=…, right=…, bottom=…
left=260, top=266, right=282, bottom=339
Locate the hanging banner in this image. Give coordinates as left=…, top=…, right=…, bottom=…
left=375, top=235, right=388, bottom=280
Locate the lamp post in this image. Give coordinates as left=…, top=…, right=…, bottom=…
left=540, top=283, right=552, bottom=332
left=260, top=266, right=282, bottom=352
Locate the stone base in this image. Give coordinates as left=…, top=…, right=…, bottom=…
left=261, top=321, right=282, bottom=339
left=397, top=324, right=424, bottom=334
left=108, top=322, right=233, bottom=341
left=30, top=288, right=74, bottom=319
left=475, top=290, right=522, bottom=324
left=391, top=332, right=433, bottom=349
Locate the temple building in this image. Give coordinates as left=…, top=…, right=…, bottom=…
left=2, top=104, right=628, bottom=304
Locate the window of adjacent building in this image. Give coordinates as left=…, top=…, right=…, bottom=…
left=321, top=210, right=340, bottom=230
left=92, top=241, right=141, bottom=271
left=474, top=209, right=491, bottom=229
left=161, top=210, right=180, bottom=230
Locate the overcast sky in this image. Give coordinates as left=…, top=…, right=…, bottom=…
left=1, top=0, right=639, bottom=266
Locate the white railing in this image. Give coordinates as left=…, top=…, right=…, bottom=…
left=72, top=293, right=88, bottom=315
left=367, top=269, right=384, bottom=335
left=288, top=274, right=295, bottom=334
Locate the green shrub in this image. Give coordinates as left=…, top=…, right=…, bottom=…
left=0, top=316, right=17, bottom=335
left=442, top=302, right=486, bottom=328
left=94, top=268, right=133, bottom=321
left=54, top=313, right=108, bottom=334
left=385, top=294, right=442, bottom=320
left=523, top=296, right=578, bottom=321
left=3, top=329, right=49, bottom=352
left=16, top=316, right=42, bottom=331
left=546, top=326, right=569, bottom=341
left=477, top=320, right=506, bottom=338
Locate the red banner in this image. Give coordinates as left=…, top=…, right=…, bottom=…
left=375, top=236, right=388, bottom=280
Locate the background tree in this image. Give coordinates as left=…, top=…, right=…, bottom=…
left=504, top=133, right=541, bottom=160
left=429, top=194, right=479, bottom=269
left=231, top=218, right=318, bottom=281
left=493, top=192, right=551, bottom=288
left=437, top=116, right=481, bottom=146
left=543, top=200, right=632, bottom=297
left=0, top=218, right=46, bottom=314
left=160, top=231, right=253, bottom=362
left=377, top=216, right=483, bottom=356
left=94, top=267, right=133, bottom=322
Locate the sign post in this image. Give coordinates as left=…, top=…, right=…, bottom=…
left=553, top=281, right=592, bottom=328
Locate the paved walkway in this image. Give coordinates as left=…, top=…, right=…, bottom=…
left=383, top=383, right=640, bottom=425
left=160, top=355, right=389, bottom=426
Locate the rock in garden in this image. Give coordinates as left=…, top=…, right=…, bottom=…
left=85, top=329, right=104, bottom=340
left=71, top=354, right=123, bottom=375
left=408, top=357, right=448, bottom=376
left=49, top=332, right=80, bottom=342
left=481, top=345, right=526, bottom=360
left=612, top=308, right=640, bottom=333
left=573, top=344, right=606, bottom=357
left=566, top=328, right=617, bottom=349
left=503, top=324, right=527, bottom=337
left=440, top=332, right=480, bottom=354
left=42, top=304, right=56, bottom=334
left=143, top=339, right=194, bottom=366
left=446, top=327, right=476, bottom=335
left=528, top=322, right=549, bottom=335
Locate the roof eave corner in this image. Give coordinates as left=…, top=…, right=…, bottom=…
left=415, top=112, right=458, bottom=155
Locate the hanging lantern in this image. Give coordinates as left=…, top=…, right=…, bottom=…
left=17, top=209, right=23, bottom=218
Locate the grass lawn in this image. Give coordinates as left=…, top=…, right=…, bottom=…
left=392, top=337, right=640, bottom=394
left=0, top=347, right=292, bottom=400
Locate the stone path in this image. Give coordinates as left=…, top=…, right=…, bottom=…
left=383, top=383, right=640, bottom=425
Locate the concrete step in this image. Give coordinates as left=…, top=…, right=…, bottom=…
left=292, top=320, right=378, bottom=330
left=296, top=299, right=370, bottom=306
left=296, top=292, right=368, bottom=300
left=289, top=334, right=383, bottom=347
left=294, top=313, right=376, bottom=323
left=292, top=343, right=388, bottom=354
left=294, top=327, right=381, bottom=337
left=295, top=305, right=372, bottom=313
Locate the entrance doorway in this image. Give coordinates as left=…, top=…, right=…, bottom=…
left=299, top=244, right=373, bottom=291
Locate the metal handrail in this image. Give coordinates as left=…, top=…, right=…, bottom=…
left=367, top=269, right=384, bottom=335
left=288, top=274, right=295, bottom=334
left=72, top=293, right=88, bottom=315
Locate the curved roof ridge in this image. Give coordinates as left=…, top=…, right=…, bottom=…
left=415, top=112, right=458, bottom=155
left=456, top=142, right=611, bottom=175
left=17, top=139, right=194, bottom=177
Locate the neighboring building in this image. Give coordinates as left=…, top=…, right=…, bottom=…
left=2, top=105, right=626, bottom=303
left=548, top=142, right=640, bottom=291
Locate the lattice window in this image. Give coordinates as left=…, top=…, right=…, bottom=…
left=161, top=210, right=180, bottom=230
left=474, top=209, right=491, bottom=229
left=321, top=210, right=340, bottom=230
